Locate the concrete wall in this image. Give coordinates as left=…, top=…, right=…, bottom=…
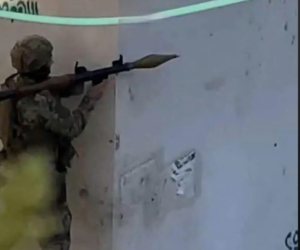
left=114, top=0, right=298, bottom=250
left=0, top=1, right=118, bottom=249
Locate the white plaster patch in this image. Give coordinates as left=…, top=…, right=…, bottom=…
left=171, top=150, right=196, bottom=198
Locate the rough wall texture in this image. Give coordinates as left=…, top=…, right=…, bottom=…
left=115, top=0, right=298, bottom=250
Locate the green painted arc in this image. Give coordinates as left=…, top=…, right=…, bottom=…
left=0, top=0, right=252, bottom=26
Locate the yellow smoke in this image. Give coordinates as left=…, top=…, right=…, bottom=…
left=0, top=153, right=58, bottom=250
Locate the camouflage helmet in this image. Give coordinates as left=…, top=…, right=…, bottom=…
left=10, top=35, right=53, bottom=73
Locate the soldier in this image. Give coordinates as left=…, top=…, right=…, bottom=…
left=1, top=35, right=109, bottom=250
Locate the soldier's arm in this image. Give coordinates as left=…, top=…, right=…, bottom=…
left=17, top=89, right=103, bottom=139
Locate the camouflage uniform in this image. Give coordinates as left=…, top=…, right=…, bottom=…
left=4, top=35, right=99, bottom=250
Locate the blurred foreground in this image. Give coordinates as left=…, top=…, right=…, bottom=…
left=0, top=153, right=60, bottom=250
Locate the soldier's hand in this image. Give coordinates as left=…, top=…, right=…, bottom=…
left=86, top=79, right=111, bottom=101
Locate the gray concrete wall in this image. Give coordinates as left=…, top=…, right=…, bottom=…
left=114, top=0, right=298, bottom=249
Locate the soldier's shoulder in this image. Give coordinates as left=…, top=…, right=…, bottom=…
left=34, top=90, right=56, bottom=104
left=17, top=90, right=56, bottom=110
left=4, top=74, right=34, bottom=89
left=3, top=74, right=19, bottom=89
left=16, top=91, right=57, bottom=125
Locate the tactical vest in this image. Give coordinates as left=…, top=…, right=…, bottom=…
left=0, top=75, right=76, bottom=172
